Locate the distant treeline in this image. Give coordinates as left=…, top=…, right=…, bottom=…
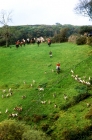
left=0, top=24, right=92, bottom=46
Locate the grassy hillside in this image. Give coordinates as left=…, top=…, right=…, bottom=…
left=0, top=43, right=92, bottom=140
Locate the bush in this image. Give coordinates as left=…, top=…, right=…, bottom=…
left=0, top=120, right=51, bottom=140
left=76, top=36, right=87, bottom=45
left=22, top=129, right=51, bottom=140
left=62, top=125, right=92, bottom=140
left=0, top=120, right=28, bottom=140
left=68, top=34, right=78, bottom=43
left=87, top=37, right=92, bottom=46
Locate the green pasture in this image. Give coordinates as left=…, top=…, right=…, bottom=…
left=0, top=42, right=92, bottom=139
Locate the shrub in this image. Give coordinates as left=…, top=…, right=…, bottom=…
left=87, top=37, right=92, bottom=46
left=76, top=36, right=87, bottom=45
left=68, top=34, right=77, bottom=43
left=62, top=125, right=92, bottom=140
left=0, top=120, right=28, bottom=140
left=0, top=120, right=51, bottom=140
left=22, top=129, right=51, bottom=140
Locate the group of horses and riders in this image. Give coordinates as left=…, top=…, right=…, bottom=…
left=15, top=38, right=36, bottom=48
left=37, top=38, right=51, bottom=47
left=15, top=38, right=60, bottom=73
left=15, top=38, right=52, bottom=48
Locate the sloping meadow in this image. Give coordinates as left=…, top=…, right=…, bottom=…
left=0, top=43, right=92, bottom=139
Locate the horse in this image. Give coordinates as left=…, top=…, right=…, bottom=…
left=36, top=38, right=41, bottom=46
left=48, top=41, right=51, bottom=47
left=56, top=67, right=61, bottom=74
left=31, top=38, right=35, bottom=44
left=26, top=38, right=30, bottom=44
left=48, top=39, right=51, bottom=47
left=15, top=40, right=20, bottom=48
left=37, top=40, right=41, bottom=46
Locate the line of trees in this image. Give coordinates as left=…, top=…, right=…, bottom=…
left=0, top=23, right=80, bottom=47
left=1, top=24, right=92, bottom=46
left=1, top=0, right=92, bottom=47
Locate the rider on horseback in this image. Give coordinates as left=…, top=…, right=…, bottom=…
left=56, top=62, right=60, bottom=73
left=48, top=38, right=51, bottom=47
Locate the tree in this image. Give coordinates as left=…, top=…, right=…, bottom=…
left=74, top=0, right=92, bottom=20
left=52, top=27, right=72, bottom=43
left=78, top=25, right=92, bottom=34
left=0, top=10, right=13, bottom=47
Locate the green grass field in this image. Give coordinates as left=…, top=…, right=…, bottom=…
left=0, top=42, right=92, bottom=139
